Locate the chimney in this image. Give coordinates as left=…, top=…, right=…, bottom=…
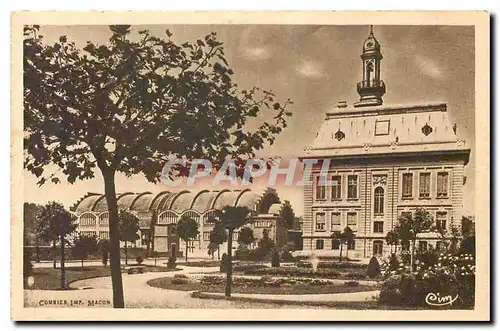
left=337, top=101, right=348, bottom=109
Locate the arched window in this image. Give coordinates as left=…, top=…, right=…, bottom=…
left=374, top=187, right=384, bottom=215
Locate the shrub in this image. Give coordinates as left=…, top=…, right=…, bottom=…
left=171, top=276, right=188, bottom=285
left=367, top=257, right=381, bottom=278
left=174, top=274, right=188, bottom=279
left=271, top=250, right=280, bottom=268
left=388, top=253, right=399, bottom=271
left=136, top=256, right=144, bottom=265
left=379, top=253, right=475, bottom=308
left=345, top=280, right=359, bottom=287
left=232, top=263, right=267, bottom=272
left=234, top=246, right=251, bottom=261
left=167, top=256, right=177, bottom=269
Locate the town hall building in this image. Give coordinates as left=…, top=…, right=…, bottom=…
left=299, top=27, right=471, bottom=258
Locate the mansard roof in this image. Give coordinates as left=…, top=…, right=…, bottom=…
left=302, top=102, right=470, bottom=160
left=70, top=188, right=282, bottom=216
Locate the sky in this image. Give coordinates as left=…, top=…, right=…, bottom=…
left=23, top=24, right=475, bottom=216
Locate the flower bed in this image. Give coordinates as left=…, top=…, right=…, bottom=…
left=379, top=253, right=475, bottom=309
left=147, top=275, right=379, bottom=295
left=243, top=266, right=368, bottom=280
left=296, top=261, right=367, bottom=270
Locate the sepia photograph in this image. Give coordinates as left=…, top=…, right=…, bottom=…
left=11, top=11, right=490, bottom=321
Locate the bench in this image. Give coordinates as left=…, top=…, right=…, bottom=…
left=125, top=266, right=146, bottom=275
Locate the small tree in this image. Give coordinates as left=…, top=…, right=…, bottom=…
left=71, top=234, right=99, bottom=271
left=395, top=209, right=433, bottom=270
left=341, top=227, right=355, bottom=261
left=118, top=210, right=140, bottom=265
left=257, top=228, right=275, bottom=258
left=237, top=227, right=255, bottom=248
left=176, top=216, right=199, bottom=262
left=367, top=256, right=381, bottom=278
left=99, top=239, right=110, bottom=266
left=330, top=231, right=342, bottom=262
left=209, top=222, right=228, bottom=260
left=218, top=206, right=251, bottom=298
left=385, top=230, right=400, bottom=254
left=37, top=202, right=77, bottom=289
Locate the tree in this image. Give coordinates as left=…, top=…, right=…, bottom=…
left=330, top=231, right=343, bottom=262
left=176, top=216, right=199, bottom=262
left=71, top=234, right=99, bottom=271
left=460, top=216, right=475, bottom=255
left=209, top=222, right=227, bottom=260
left=24, top=202, right=44, bottom=262
left=341, top=227, right=355, bottom=261
left=237, top=227, right=255, bottom=248
left=385, top=230, right=400, bottom=254
left=257, top=228, right=275, bottom=256
left=99, top=239, right=110, bottom=266
left=280, top=201, right=295, bottom=229
left=395, top=209, right=433, bottom=270
left=118, top=210, right=140, bottom=265
left=37, top=202, right=77, bottom=289
left=217, top=206, right=251, bottom=298
left=23, top=25, right=291, bottom=307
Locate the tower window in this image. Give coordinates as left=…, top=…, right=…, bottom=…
left=374, top=187, right=384, bottom=215
left=422, top=124, right=433, bottom=136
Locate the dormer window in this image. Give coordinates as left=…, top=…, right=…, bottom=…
left=422, top=124, right=433, bottom=136
left=334, top=129, right=345, bottom=141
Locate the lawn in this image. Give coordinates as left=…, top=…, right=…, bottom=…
left=176, top=260, right=221, bottom=268
left=29, top=265, right=178, bottom=290
left=147, top=276, right=380, bottom=295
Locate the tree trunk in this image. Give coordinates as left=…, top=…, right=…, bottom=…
left=148, top=214, right=156, bottom=258
left=185, top=240, right=188, bottom=262
left=53, top=240, right=57, bottom=269
left=339, top=244, right=343, bottom=263
left=411, top=240, right=416, bottom=271
left=81, top=259, right=84, bottom=272
left=103, top=170, right=125, bottom=308
left=35, top=237, right=40, bottom=263
left=217, top=246, right=220, bottom=260
left=125, top=241, right=128, bottom=265
left=225, top=230, right=233, bottom=298
left=346, top=243, right=349, bottom=260
left=60, top=235, right=66, bottom=289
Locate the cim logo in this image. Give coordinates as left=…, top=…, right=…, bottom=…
left=425, top=293, right=459, bottom=307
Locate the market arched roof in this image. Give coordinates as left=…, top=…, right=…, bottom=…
left=72, top=188, right=282, bottom=216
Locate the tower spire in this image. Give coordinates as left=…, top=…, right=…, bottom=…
left=354, top=25, right=386, bottom=108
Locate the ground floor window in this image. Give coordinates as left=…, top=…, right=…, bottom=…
left=331, top=239, right=340, bottom=250
left=373, top=240, right=383, bottom=256
left=347, top=240, right=355, bottom=250
left=419, top=240, right=428, bottom=251
left=316, top=239, right=324, bottom=249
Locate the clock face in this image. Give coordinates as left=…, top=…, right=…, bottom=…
left=366, top=41, right=374, bottom=48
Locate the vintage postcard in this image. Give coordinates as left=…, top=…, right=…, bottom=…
left=11, top=11, right=490, bottom=321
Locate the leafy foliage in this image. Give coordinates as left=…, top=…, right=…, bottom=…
left=118, top=210, right=140, bottom=243
left=366, top=256, right=381, bottom=278
left=71, top=234, right=99, bottom=270
left=23, top=24, right=291, bottom=306
left=36, top=201, right=78, bottom=243
left=237, top=227, right=255, bottom=247
left=176, top=215, right=199, bottom=261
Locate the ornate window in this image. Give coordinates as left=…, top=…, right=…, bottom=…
left=419, top=173, right=431, bottom=198
left=334, top=129, right=345, bottom=141
left=347, top=175, right=358, bottom=199
left=331, top=175, right=342, bottom=200
left=315, top=213, right=326, bottom=232
left=437, top=172, right=449, bottom=198
left=402, top=173, right=413, bottom=198
left=422, top=124, right=433, bottom=136
left=374, top=187, right=384, bottom=215
left=315, top=176, right=326, bottom=200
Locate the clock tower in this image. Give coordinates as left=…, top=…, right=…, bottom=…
left=354, top=25, right=386, bottom=108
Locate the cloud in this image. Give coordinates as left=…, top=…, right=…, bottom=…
left=241, top=46, right=272, bottom=60
left=414, top=54, right=444, bottom=79
left=295, top=59, right=326, bottom=78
